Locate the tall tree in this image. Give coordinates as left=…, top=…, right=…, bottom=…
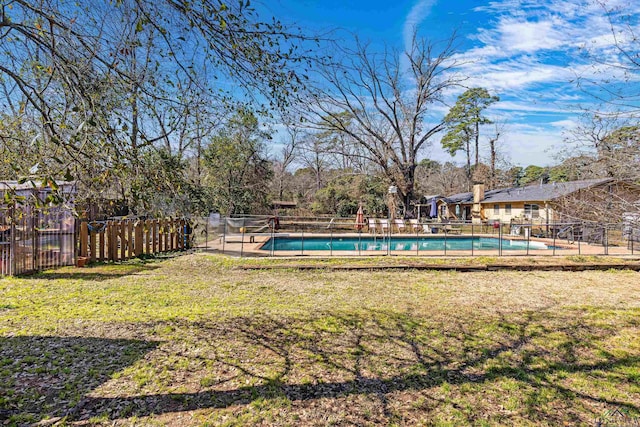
left=575, top=1, right=640, bottom=117
left=441, top=87, right=499, bottom=187
left=597, top=125, right=640, bottom=180
left=568, top=0, right=640, bottom=218
left=414, top=160, right=467, bottom=197
left=304, top=31, right=463, bottom=216
left=297, top=131, right=332, bottom=191
left=520, top=165, right=549, bottom=186
left=564, top=113, right=640, bottom=182
left=271, top=121, right=301, bottom=201
left=0, top=0, right=314, bottom=211
left=202, top=109, right=272, bottom=216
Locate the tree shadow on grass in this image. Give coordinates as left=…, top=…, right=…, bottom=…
left=17, top=263, right=161, bottom=282
left=0, top=336, right=159, bottom=425
left=63, top=308, right=640, bottom=425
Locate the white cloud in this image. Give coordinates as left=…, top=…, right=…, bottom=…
left=416, top=0, right=640, bottom=166
left=499, top=126, right=566, bottom=166
left=549, top=119, right=578, bottom=129
left=403, top=0, right=437, bottom=50
left=476, top=17, right=568, bottom=54
left=428, top=127, right=563, bottom=166
left=492, top=101, right=574, bottom=114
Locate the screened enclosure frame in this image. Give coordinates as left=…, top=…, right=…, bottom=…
left=0, top=183, right=76, bottom=276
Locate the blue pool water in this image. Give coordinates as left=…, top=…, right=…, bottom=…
left=260, top=236, right=553, bottom=251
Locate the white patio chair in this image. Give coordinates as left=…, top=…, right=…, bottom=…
left=368, top=218, right=378, bottom=234
left=393, top=218, right=406, bottom=233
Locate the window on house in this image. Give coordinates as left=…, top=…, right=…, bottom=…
left=524, top=204, right=540, bottom=218
left=505, top=204, right=512, bottom=215
left=493, top=204, right=500, bottom=215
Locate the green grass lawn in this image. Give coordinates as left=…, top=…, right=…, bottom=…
left=1, top=254, right=639, bottom=426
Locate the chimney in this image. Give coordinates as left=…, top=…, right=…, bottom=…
left=473, top=182, right=485, bottom=204
left=471, top=182, right=485, bottom=224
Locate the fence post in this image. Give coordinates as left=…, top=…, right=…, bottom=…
left=106, top=222, right=112, bottom=261
left=240, top=224, right=245, bottom=258
left=144, top=220, right=150, bottom=256
left=577, top=223, right=581, bottom=255
left=171, top=219, right=182, bottom=251
left=330, top=223, right=333, bottom=257
left=166, top=218, right=171, bottom=251
left=604, top=225, right=609, bottom=256
left=270, top=219, right=274, bottom=257
left=89, top=224, right=97, bottom=263
left=108, top=221, right=114, bottom=261
left=552, top=223, right=557, bottom=256
left=99, top=225, right=105, bottom=261
left=170, top=219, right=176, bottom=251
left=126, top=221, right=133, bottom=258
left=386, top=220, right=390, bottom=257
left=118, top=221, right=125, bottom=260
left=204, top=217, right=209, bottom=250
left=160, top=219, right=166, bottom=252
left=171, top=218, right=177, bottom=251
left=167, top=219, right=172, bottom=252
left=178, top=218, right=184, bottom=251
left=222, top=218, right=226, bottom=254
left=79, top=221, right=89, bottom=259
left=471, top=222, right=474, bottom=256
left=33, top=208, right=39, bottom=271
left=444, top=225, right=447, bottom=257
left=166, top=218, right=172, bottom=251
left=498, top=221, right=502, bottom=257
left=10, top=206, right=16, bottom=276
left=135, top=220, right=143, bottom=257
left=156, top=219, right=161, bottom=253
left=150, top=220, right=156, bottom=254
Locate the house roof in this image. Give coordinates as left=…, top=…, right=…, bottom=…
left=444, top=178, right=615, bottom=205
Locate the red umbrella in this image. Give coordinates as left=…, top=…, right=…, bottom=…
left=355, top=206, right=364, bottom=230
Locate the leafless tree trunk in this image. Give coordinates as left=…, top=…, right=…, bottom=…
left=273, top=123, right=300, bottom=200
left=302, top=30, right=464, bottom=216
left=487, top=122, right=505, bottom=189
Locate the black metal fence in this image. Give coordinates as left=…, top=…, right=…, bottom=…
left=191, top=215, right=639, bottom=258
left=0, top=204, right=76, bottom=276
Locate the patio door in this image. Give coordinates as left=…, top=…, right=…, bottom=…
left=464, top=206, right=472, bottom=220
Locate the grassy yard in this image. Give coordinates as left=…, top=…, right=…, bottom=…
left=1, top=254, right=639, bottom=426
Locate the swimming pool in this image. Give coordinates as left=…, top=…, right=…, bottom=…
left=260, top=236, right=553, bottom=251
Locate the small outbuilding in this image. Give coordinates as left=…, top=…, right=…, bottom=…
left=0, top=181, right=76, bottom=276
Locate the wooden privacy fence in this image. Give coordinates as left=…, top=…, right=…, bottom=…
left=78, top=218, right=188, bottom=263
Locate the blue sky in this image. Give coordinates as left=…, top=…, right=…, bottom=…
left=264, top=0, right=640, bottom=168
